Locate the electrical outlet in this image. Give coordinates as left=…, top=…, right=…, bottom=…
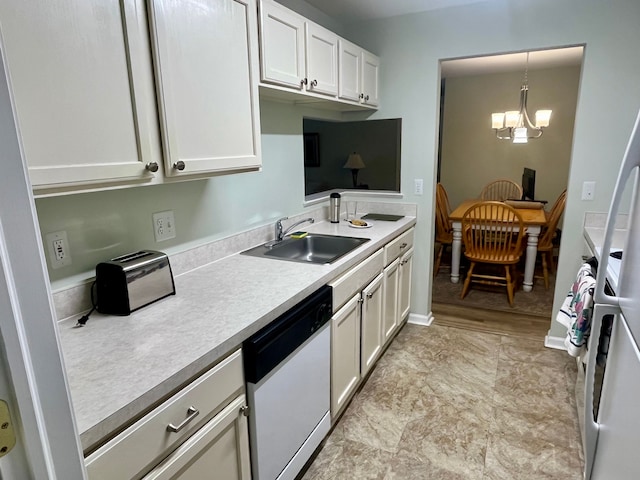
left=582, top=181, right=596, bottom=201
left=153, top=210, right=176, bottom=242
left=45, top=231, right=71, bottom=269
left=414, top=178, right=424, bottom=195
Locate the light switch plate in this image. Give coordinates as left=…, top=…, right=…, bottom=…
left=414, top=178, right=424, bottom=195
left=152, top=210, right=176, bottom=242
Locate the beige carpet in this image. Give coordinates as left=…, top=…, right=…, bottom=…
left=431, top=266, right=556, bottom=318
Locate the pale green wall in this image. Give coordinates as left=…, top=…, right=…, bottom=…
left=36, top=100, right=342, bottom=289
left=441, top=66, right=580, bottom=208
left=346, top=0, right=640, bottom=339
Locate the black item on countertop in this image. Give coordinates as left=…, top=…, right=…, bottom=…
left=361, top=213, right=405, bottom=221
left=610, top=250, right=623, bottom=259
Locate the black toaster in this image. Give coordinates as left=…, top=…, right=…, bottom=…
left=95, top=250, right=176, bottom=315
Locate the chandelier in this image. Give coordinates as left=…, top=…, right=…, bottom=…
left=491, top=52, right=552, bottom=144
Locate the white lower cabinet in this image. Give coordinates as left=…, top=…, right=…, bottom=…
left=143, top=395, right=251, bottom=480
left=330, top=294, right=361, bottom=419
left=382, top=258, right=400, bottom=345
left=328, top=226, right=415, bottom=419
left=85, top=350, right=249, bottom=479
left=361, top=272, right=384, bottom=376
left=398, top=247, right=414, bottom=322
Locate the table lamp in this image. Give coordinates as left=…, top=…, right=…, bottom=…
left=343, top=152, right=365, bottom=188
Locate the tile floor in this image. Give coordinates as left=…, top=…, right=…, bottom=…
left=302, top=324, right=584, bottom=479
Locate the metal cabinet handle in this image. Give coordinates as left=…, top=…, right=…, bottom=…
left=301, top=78, right=308, bottom=86
left=167, top=406, right=199, bottom=433
left=366, top=292, right=374, bottom=298
left=400, top=243, right=408, bottom=249
left=240, top=405, right=250, bottom=417
left=365, top=95, right=370, bottom=101
left=311, top=79, right=318, bottom=87
left=173, top=161, right=186, bottom=171
left=357, top=298, right=364, bottom=304
left=145, top=162, right=159, bottom=173
left=359, top=93, right=364, bottom=99
left=401, top=260, right=408, bottom=265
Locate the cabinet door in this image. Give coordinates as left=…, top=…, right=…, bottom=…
left=143, top=395, right=251, bottom=480
left=0, top=0, right=155, bottom=189
left=383, top=258, right=400, bottom=345
left=149, top=0, right=261, bottom=177
left=330, top=294, right=361, bottom=418
left=258, top=0, right=305, bottom=89
left=361, top=272, right=384, bottom=377
left=361, top=51, right=380, bottom=107
left=338, top=39, right=361, bottom=102
left=398, top=247, right=414, bottom=322
left=305, top=22, right=338, bottom=96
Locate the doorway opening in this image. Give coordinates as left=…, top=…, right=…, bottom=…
left=432, top=46, right=584, bottom=337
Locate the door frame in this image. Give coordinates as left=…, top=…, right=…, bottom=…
left=0, top=31, right=85, bottom=479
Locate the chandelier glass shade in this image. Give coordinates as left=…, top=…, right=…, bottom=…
left=491, top=53, right=551, bottom=144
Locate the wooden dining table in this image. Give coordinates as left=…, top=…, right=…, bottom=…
left=448, top=199, right=547, bottom=292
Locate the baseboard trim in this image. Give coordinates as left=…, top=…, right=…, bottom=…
left=544, top=334, right=566, bottom=350
left=407, top=312, right=433, bottom=326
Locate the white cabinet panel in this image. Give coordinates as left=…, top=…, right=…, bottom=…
left=258, top=0, right=305, bottom=89
left=398, top=247, right=414, bottom=321
left=331, top=294, right=361, bottom=418
left=305, top=23, right=338, bottom=97
left=0, top=0, right=155, bottom=188
left=149, top=0, right=261, bottom=177
left=362, top=51, right=380, bottom=107
left=383, top=258, right=400, bottom=344
left=361, top=272, right=384, bottom=376
left=338, top=39, right=362, bottom=102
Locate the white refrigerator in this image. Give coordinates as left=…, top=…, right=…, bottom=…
left=584, top=109, right=640, bottom=479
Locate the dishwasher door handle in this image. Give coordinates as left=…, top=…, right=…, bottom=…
left=167, top=406, right=199, bottom=433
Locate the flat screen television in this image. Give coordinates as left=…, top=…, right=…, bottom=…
left=522, top=167, right=536, bottom=201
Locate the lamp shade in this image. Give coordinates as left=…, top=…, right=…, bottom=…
left=535, top=110, right=552, bottom=128
left=491, top=113, right=505, bottom=129
left=513, top=127, right=528, bottom=144
left=343, top=153, right=365, bottom=170
left=505, top=111, right=520, bottom=128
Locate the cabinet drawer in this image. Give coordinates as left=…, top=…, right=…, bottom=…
left=85, top=349, right=244, bottom=480
left=384, top=228, right=414, bottom=266
left=329, top=249, right=383, bottom=312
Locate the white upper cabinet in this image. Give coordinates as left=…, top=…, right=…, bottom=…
left=259, top=0, right=305, bottom=89
left=339, top=39, right=379, bottom=106
left=338, top=39, right=362, bottom=102
left=0, top=0, right=156, bottom=190
left=304, top=23, right=338, bottom=96
left=361, top=51, right=380, bottom=107
left=148, top=0, right=261, bottom=177
left=258, top=0, right=378, bottom=109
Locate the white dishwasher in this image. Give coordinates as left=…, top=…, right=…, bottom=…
left=243, top=286, right=332, bottom=480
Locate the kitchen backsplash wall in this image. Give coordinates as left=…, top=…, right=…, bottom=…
left=35, top=99, right=343, bottom=290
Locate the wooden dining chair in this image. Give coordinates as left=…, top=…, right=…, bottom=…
left=434, top=183, right=453, bottom=277
left=536, top=189, right=567, bottom=289
left=460, top=201, right=527, bottom=306
left=480, top=179, right=523, bottom=201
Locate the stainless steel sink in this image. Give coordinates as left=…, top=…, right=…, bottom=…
left=241, top=234, right=370, bottom=264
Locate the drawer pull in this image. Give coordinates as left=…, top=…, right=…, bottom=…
left=366, top=292, right=374, bottom=299
left=400, top=243, right=408, bottom=249
left=167, top=406, right=199, bottom=433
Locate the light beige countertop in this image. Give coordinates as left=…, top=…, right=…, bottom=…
left=57, top=215, right=416, bottom=452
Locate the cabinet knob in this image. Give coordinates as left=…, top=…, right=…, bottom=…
left=359, top=93, right=364, bottom=99
left=401, top=260, right=408, bottom=266
left=357, top=298, right=364, bottom=304
left=311, top=79, right=318, bottom=87
left=145, top=162, right=159, bottom=173
left=366, top=292, right=374, bottom=299
left=173, top=161, right=186, bottom=171
left=365, top=95, right=370, bottom=101
left=240, top=405, right=250, bottom=417
left=301, top=78, right=308, bottom=86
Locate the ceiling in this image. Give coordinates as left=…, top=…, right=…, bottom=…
left=301, top=0, right=583, bottom=76
left=304, top=0, right=491, bottom=22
